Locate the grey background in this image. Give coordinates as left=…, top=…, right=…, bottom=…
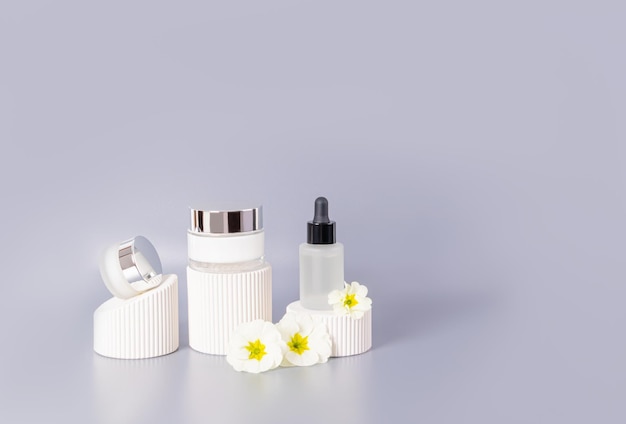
left=1, top=1, right=625, bottom=423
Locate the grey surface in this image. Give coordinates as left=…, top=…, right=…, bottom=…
left=1, top=1, right=625, bottom=423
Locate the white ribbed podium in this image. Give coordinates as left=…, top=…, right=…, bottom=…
left=286, top=301, right=372, bottom=357
left=93, top=274, right=179, bottom=359
left=187, top=266, right=272, bottom=355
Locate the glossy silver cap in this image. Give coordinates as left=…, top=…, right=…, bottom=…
left=189, top=204, right=263, bottom=234
left=118, top=236, right=163, bottom=286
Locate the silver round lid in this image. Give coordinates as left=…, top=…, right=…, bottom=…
left=189, top=204, right=263, bottom=234
left=118, top=236, right=163, bottom=287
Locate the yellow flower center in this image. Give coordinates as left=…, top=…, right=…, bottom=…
left=245, top=339, right=267, bottom=361
left=287, top=332, right=309, bottom=355
left=343, top=294, right=359, bottom=309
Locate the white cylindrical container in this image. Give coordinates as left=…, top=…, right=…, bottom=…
left=286, top=301, right=371, bottom=357
left=299, top=197, right=345, bottom=310
left=187, top=204, right=272, bottom=355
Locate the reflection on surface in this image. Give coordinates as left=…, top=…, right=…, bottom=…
left=92, top=346, right=375, bottom=423
left=182, top=349, right=374, bottom=423
left=92, top=353, right=180, bottom=424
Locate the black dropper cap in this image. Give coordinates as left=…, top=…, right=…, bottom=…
left=307, top=197, right=336, bottom=244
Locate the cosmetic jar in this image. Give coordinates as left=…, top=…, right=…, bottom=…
left=94, top=236, right=179, bottom=359
left=187, top=204, right=272, bottom=355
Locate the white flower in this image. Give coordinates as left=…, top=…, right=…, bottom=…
left=328, top=281, right=372, bottom=319
left=226, top=320, right=285, bottom=373
left=276, top=313, right=332, bottom=367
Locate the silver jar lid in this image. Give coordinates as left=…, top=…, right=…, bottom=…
left=118, top=236, right=163, bottom=288
left=189, top=204, right=263, bottom=234
left=100, top=236, right=164, bottom=299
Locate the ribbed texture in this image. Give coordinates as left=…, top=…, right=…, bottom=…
left=93, top=275, right=179, bottom=359
left=187, top=266, right=272, bottom=355
left=286, top=301, right=372, bottom=357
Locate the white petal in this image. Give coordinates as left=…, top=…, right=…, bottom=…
left=280, top=356, right=294, bottom=367
left=283, top=351, right=300, bottom=366
left=264, top=341, right=284, bottom=357
left=299, top=350, right=320, bottom=366
left=228, top=333, right=249, bottom=349
left=266, top=342, right=286, bottom=366
left=328, top=290, right=342, bottom=305
left=275, top=326, right=295, bottom=343
left=308, top=339, right=332, bottom=363
left=231, top=361, right=245, bottom=372
left=333, top=303, right=348, bottom=315
left=256, top=356, right=274, bottom=373
left=235, top=319, right=264, bottom=340
left=314, top=333, right=332, bottom=363
left=350, top=310, right=365, bottom=319
left=275, top=315, right=299, bottom=340
left=260, top=321, right=282, bottom=341
left=319, top=346, right=332, bottom=362
left=308, top=334, right=331, bottom=350
left=353, top=298, right=371, bottom=310
left=244, top=359, right=263, bottom=374
left=225, top=353, right=241, bottom=371
left=307, top=322, right=329, bottom=340
left=354, top=282, right=368, bottom=297
left=232, top=347, right=250, bottom=361
left=295, top=313, right=314, bottom=336
left=285, top=349, right=318, bottom=367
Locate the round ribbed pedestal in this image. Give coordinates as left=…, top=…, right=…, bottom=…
left=187, top=265, right=272, bottom=355
left=286, top=301, right=372, bottom=357
left=93, top=274, right=179, bottom=359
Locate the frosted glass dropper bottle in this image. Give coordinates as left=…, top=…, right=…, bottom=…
left=299, top=197, right=344, bottom=310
